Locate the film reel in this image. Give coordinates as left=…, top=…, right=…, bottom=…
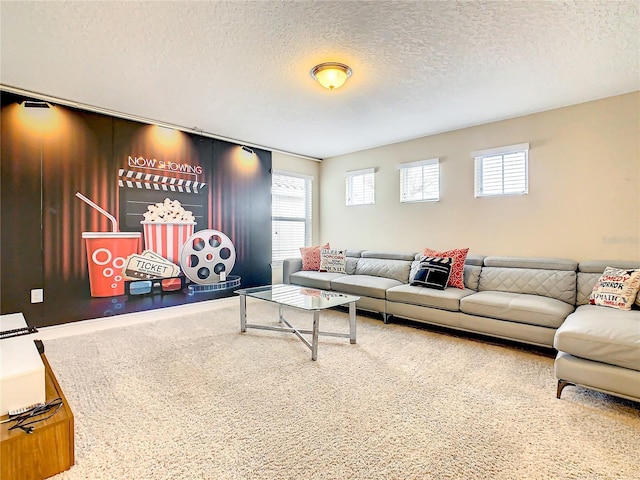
left=179, top=229, right=236, bottom=284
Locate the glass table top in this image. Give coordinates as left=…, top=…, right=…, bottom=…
left=236, top=284, right=359, bottom=311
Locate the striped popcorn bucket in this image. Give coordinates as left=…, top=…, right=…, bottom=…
left=141, top=222, right=195, bottom=267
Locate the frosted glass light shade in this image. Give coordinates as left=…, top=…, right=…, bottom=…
left=311, top=62, right=352, bottom=90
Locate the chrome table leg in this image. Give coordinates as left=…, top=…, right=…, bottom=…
left=349, top=301, right=357, bottom=344
left=311, top=311, right=320, bottom=361
left=239, top=293, right=247, bottom=332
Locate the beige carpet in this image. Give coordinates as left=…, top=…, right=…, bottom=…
left=45, top=302, right=639, bottom=480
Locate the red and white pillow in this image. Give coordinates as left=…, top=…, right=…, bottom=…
left=590, top=267, right=640, bottom=311
left=422, top=247, right=469, bottom=289
left=300, top=243, right=330, bottom=271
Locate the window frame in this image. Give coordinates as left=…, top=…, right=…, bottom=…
left=473, top=143, right=529, bottom=198
left=345, top=168, right=375, bottom=206
left=271, top=170, right=313, bottom=264
left=398, top=158, right=440, bottom=203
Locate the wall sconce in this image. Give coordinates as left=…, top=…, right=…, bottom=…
left=17, top=99, right=58, bottom=135
left=236, top=145, right=258, bottom=174
left=310, top=62, right=352, bottom=90
left=22, top=100, right=52, bottom=109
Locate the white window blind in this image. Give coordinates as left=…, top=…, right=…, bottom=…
left=345, top=168, right=375, bottom=206
left=398, top=158, right=440, bottom=203
left=474, top=143, right=529, bottom=197
left=272, top=171, right=312, bottom=263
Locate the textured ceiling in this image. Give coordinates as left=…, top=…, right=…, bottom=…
left=1, top=1, right=638, bottom=159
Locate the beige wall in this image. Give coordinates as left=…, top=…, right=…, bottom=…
left=319, top=92, right=640, bottom=262
left=271, top=151, right=321, bottom=282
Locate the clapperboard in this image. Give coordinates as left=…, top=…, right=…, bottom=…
left=117, top=169, right=208, bottom=229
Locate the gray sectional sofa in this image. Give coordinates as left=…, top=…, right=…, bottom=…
left=554, top=260, right=640, bottom=402
left=283, top=251, right=640, bottom=403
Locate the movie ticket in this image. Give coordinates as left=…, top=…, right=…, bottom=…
left=123, top=252, right=180, bottom=280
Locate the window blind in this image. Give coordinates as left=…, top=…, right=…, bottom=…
left=398, top=158, right=439, bottom=202
left=474, top=144, right=529, bottom=197
left=271, top=172, right=312, bottom=262
left=345, top=168, right=375, bottom=206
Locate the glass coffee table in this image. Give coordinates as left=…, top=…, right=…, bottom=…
left=236, top=284, right=360, bottom=360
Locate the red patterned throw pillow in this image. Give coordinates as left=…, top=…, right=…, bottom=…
left=422, top=247, right=469, bottom=289
left=300, top=243, right=330, bottom=271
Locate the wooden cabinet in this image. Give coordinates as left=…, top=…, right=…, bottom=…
left=1, top=354, right=74, bottom=480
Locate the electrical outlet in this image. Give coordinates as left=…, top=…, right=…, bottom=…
left=30, top=289, right=44, bottom=303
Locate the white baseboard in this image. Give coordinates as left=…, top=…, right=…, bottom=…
left=37, top=297, right=244, bottom=341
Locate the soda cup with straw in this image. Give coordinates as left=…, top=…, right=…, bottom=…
left=76, top=192, right=141, bottom=297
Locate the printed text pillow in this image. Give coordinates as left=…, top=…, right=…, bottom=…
left=422, top=247, right=469, bottom=289
left=320, top=249, right=347, bottom=273
left=300, top=243, right=330, bottom=271
left=590, top=267, right=640, bottom=311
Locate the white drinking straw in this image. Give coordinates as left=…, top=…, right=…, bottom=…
left=75, top=192, right=119, bottom=232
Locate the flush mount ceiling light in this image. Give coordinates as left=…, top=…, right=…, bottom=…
left=310, top=62, right=352, bottom=90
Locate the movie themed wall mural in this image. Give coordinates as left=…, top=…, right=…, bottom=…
left=1, top=92, right=272, bottom=327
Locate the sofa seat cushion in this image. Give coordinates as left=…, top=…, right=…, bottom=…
left=386, top=285, right=475, bottom=312
left=289, top=271, right=346, bottom=290
left=331, top=275, right=402, bottom=299
left=460, top=291, right=573, bottom=328
left=554, top=305, right=640, bottom=371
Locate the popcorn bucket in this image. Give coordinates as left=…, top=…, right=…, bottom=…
left=82, top=232, right=141, bottom=297
left=141, top=222, right=196, bottom=266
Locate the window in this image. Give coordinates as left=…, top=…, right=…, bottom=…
left=398, top=158, right=439, bottom=203
left=474, top=143, right=529, bottom=197
left=345, top=168, right=375, bottom=206
left=271, top=171, right=312, bottom=263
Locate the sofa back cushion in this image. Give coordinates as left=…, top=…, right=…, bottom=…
left=478, top=257, right=578, bottom=305
left=345, top=257, right=359, bottom=275
left=361, top=251, right=416, bottom=261
left=576, top=273, right=601, bottom=306
left=576, top=260, right=640, bottom=306
left=483, top=256, right=577, bottom=271
left=344, top=250, right=363, bottom=275
left=464, top=265, right=482, bottom=291
left=356, top=251, right=415, bottom=283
